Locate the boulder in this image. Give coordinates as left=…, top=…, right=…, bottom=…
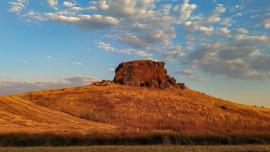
left=114, top=60, right=185, bottom=89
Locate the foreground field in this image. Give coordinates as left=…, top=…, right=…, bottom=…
left=0, top=145, right=270, bottom=152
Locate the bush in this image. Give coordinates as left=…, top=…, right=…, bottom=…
left=0, top=133, right=270, bottom=147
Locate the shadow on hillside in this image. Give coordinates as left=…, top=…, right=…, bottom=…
left=0, top=133, right=270, bottom=147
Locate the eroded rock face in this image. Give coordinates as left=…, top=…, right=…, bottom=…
left=114, top=60, right=185, bottom=89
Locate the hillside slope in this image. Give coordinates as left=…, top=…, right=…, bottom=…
left=0, top=96, right=116, bottom=135
left=16, top=81, right=270, bottom=136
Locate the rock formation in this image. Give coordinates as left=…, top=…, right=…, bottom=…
left=114, top=60, right=185, bottom=89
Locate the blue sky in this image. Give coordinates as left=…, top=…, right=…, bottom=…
left=1, top=0, right=270, bottom=106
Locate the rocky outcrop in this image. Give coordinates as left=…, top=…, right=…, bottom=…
left=114, top=60, right=185, bottom=89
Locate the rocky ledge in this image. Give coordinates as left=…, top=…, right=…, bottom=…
left=113, top=60, right=185, bottom=89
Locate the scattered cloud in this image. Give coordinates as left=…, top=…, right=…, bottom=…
left=206, top=4, right=226, bottom=23
left=234, top=34, right=269, bottom=46
left=26, top=12, right=119, bottom=30
left=98, top=41, right=153, bottom=58
left=179, top=0, right=197, bottom=22
left=109, top=67, right=115, bottom=71
left=47, top=13, right=80, bottom=22
left=198, top=26, right=215, bottom=35
left=48, top=0, right=57, bottom=8
left=265, top=18, right=270, bottom=29
left=9, top=0, right=270, bottom=80
left=97, top=1, right=109, bottom=10
left=24, top=10, right=44, bottom=21
left=163, top=45, right=185, bottom=59
left=237, top=28, right=248, bottom=34
left=98, top=42, right=116, bottom=52
left=77, top=14, right=119, bottom=30
left=72, top=61, right=83, bottom=65
left=0, top=76, right=98, bottom=95
left=176, top=69, right=206, bottom=81
left=218, top=27, right=230, bottom=35
left=9, top=0, right=27, bottom=13
left=63, top=1, right=75, bottom=8
left=184, top=37, right=270, bottom=79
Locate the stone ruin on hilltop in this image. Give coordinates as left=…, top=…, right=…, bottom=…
left=113, top=60, right=186, bottom=89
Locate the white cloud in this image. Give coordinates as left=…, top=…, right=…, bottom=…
left=198, top=26, right=214, bottom=35
left=94, top=0, right=156, bottom=22
left=118, top=34, right=147, bottom=49
left=98, top=41, right=153, bottom=58
left=108, top=64, right=115, bottom=72
left=222, top=18, right=232, bottom=26
left=118, top=48, right=153, bottom=58
left=179, top=0, right=197, bottom=22
left=9, top=0, right=27, bottom=13
left=48, top=0, right=57, bottom=8
left=237, top=28, right=248, bottom=34
left=109, top=68, right=115, bottom=71
left=84, top=6, right=97, bottom=11
left=63, top=1, right=75, bottom=8
left=161, top=4, right=172, bottom=15
left=63, top=1, right=83, bottom=11
left=235, top=12, right=242, bottom=17
left=24, top=10, right=45, bottom=21
left=265, top=18, right=270, bottom=29
left=133, top=51, right=153, bottom=58
left=207, top=4, right=226, bottom=23
left=218, top=27, right=230, bottom=35
left=28, top=12, right=119, bottom=30
left=98, top=42, right=116, bottom=52
left=47, top=13, right=80, bottom=22
left=77, top=14, right=119, bottom=30
left=98, top=1, right=109, bottom=10
left=71, top=6, right=83, bottom=11
left=180, top=3, right=228, bottom=36
left=133, top=22, right=151, bottom=30
left=163, top=45, right=185, bottom=59
left=235, top=34, right=269, bottom=43
left=72, top=61, right=83, bottom=65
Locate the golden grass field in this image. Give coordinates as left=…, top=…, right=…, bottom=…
left=0, top=81, right=269, bottom=137
left=0, top=96, right=115, bottom=136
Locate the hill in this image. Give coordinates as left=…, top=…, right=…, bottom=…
left=0, top=60, right=270, bottom=145
left=16, top=81, right=270, bottom=137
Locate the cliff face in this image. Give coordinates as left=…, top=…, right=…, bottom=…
left=114, top=60, right=185, bottom=89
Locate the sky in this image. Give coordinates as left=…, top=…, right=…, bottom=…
left=0, top=0, right=270, bottom=106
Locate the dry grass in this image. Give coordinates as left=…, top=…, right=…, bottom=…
left=0, top=96, right=116, bottom=136
left=8, top=81, right=270, bottom=137
left=1, top=145, right=270, bottom=152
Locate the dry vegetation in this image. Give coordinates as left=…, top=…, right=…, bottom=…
left=14, top=81, right=270, bottom=136
left=0, top=96, right=115, bottom=136
left=1, top=145, right=270, bottom=152
left=1, top=81, right=270, bottom=146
